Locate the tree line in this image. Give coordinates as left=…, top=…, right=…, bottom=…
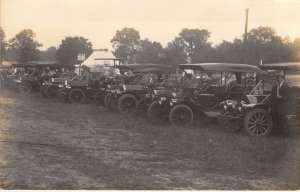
left=1, top=26, right=300, bottom=67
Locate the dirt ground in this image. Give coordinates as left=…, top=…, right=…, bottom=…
left=0, top=89, right=299, bottom=190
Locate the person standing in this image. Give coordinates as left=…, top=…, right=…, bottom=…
left=270, top=75, right=290, bottom=134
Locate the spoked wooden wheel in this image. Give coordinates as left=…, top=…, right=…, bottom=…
left=169, top=105, right=193, bottom=127
left=244, top=108, right=273, bottom=136
left=68, top=88, right=86, bottom=104
left=46, top=84, right=58, bottom=98
left=147, top=100, right=168, bottom=124
left=117, top=94, right=137, bottom=115
left=19, top=81, right=32, bottom=94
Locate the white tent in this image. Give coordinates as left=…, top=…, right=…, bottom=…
left=81, top=49, right=122, bottom=75
left=81, top=49, right=120, bottom=67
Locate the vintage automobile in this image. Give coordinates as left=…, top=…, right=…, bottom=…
left=135, top=77, right=178, bottom=116
left=57, top=66, right=125, bottom=104
left=106, top=64, right=172, bottom=115
left=218, top=62, right=300, bottom=136
left=146, top=75, right=198, bottom=123
left=102, top=64, right=170, bottom=109
left=9, top=63, right=66, bottom=94
left=94, top=67, right=132, bottom=106
left=40, top=66, right=75, bottom=98
left=56, top=74, right=99, bottom=104
left=0, top=65, right=14, bottom=89
left=41, top=72, right=78, bottom=98
left=148, top=63, right=261, bottom=126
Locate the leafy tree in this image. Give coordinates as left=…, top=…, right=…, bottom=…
left=56, top=36, right=93, bottom=64
left=165, top=37, right=187, bottom=64
left=215, top=38, right=244, bottom=63
left=39, top=46, right=57, bottom=61
left=290, top=38, right=300, bottom=61
left=135, top=39, right=165, bottom=64
left=179, top=28, right=213, bottom=63
left=0, top=27, right=7, bottom=63
left=9, top=29, right=42, bottom=63
left=164, top=37, right=187, bottom=73
left=111, top=28, right=141, bottom=63
left=214, top=26, right=294, bottom=64
left=245, top=26, right=293, bottom=64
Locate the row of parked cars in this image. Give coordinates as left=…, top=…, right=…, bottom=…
left=0, top=62, right=299, bottom=137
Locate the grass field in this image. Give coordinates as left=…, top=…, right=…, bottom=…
left=0, top=89, right=299, bottom=189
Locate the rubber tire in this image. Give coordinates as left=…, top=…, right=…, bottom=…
left=147, top=100, right=168, bottom=124
left=169, top=105, right=193, bottom=127
left=117, top=93, right=137, bottom=115
left=19, top=81, right=32, bottom=94
left=68, top=88, right=86, bottom=104
left=244, top=108, right=273, bottom=137
left=46, top=84, right=58, bottom=98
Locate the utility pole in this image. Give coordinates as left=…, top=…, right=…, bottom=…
left=243, top=8, right=249, bottom=64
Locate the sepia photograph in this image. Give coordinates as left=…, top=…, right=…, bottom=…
left=0, top=0, right=299, bottom=190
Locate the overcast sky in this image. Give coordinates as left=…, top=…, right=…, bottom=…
left=1, top=0, right=300, bottom=50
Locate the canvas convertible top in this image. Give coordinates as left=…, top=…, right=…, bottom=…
left=11, top=63, right=74, bottom=69
left=133, top=68, right=170, bottom=74
left=179, top=63, right=262, bottom=73
left=258, top=62, right=300, bottom=71
left=117, top=64, right=172, bottom=72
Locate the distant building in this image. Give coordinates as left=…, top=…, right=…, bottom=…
left=79, top=49, right=124, bottom=74
left=81, top=49, right=124, bottom=68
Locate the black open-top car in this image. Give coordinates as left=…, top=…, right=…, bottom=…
left=105, top=64, right=172, bottom=115
left=218, top=62, right=300, bottom=136
left=148, top=63, right=261, bottom=127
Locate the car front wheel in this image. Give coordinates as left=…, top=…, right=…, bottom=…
left=19, top=81, right=32, bottom=94
left=169, top=105, right=193, bottom=127
left=46, top=84, right=58, bottom=98
left=68, top=88, right=86, bottom=104
left=118, top=94, right=137, bottom=115
left=244, top=108, right=273, bottom=136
